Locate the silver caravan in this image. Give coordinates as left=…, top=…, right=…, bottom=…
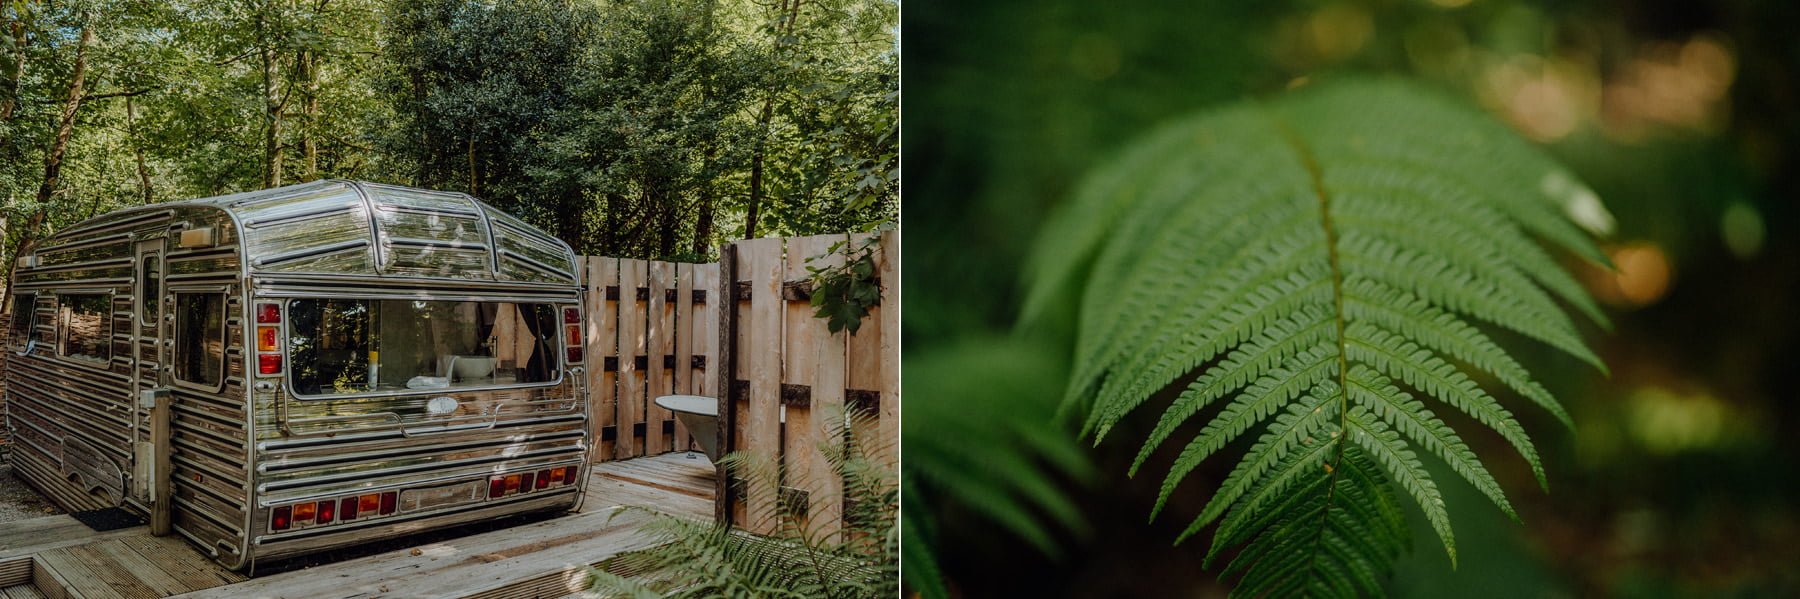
left=4, top=180, right=591, bottom=570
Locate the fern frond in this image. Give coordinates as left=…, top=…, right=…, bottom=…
left=1344, top=405, right=1456, bottom=565
left=901, top=337, right=1097, bottom=596
left=1344, top=364, right=1516, bottom=520
left=1027, top=78, right=1608, bottom=596
left=1345, top=322, right=1547, bottom=489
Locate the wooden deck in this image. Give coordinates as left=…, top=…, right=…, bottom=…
left=0, top=452, right=716, bottom=599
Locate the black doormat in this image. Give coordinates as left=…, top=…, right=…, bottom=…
left=69, top=507, right=144, bottom=531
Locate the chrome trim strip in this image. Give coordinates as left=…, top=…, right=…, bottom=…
left=241, top=203, right=360, bottom=228
left=250, top=239, right=369, bottom=267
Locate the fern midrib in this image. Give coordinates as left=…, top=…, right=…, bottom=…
left=1270, top=110, right=1354, bottom=588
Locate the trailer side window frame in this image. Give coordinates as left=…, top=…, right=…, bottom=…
left=139, top=256, right=161, bottom=326
left=57, top=293, right=113, bottom=364
left=8, top=292, right=34, bottom=353
left=172, top=291, right=227, bottom=392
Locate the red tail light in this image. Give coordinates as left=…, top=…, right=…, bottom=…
left=520, top=472, right=536, bottom=491
left=272, top=506, right=292, bottom=530
left=563, top=307, right=580, bottom=324
left=258, top=354, right=282, bottom=375
left=565, top=346, right=583, bottom=364
left=533, top=470, right=550, bottom=489
left=256, top=303, right=281, bottom=324
left=341, top=496, right=359, bottom=520
left=562, top=466, right=580, bottom=485
left=489, top=477, right=507, bottom=498
left=317, top=500, right=335, bottom=524
left=379, top=491, right=397, bottom=515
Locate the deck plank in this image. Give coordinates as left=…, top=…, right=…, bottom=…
left=2, top=584, right=48, bottom=599
left=0, top=516, right=141, bottom=559
left=116, top=536, right=243, bottom=590
left=169, top=508, right=658, bottom=599
left=35, top=547, right=129, bottom=599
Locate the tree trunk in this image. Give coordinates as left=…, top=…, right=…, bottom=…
left=602, top=192, right=623, bottom=255
left=259, top=9, right=284, bottom=188
left=34, top=26, right=91, bottom=209
left=691, top=0, right=717, bottom=256
left=656, top=187, right=676, bottom=258
left=127, top=95, right=153, bottom=203
left=693, top=144, right=715, bottom=256
left=740, top=0, right=802, bottom=240
left=299, top=47, right=318, bottom=180
left=3, top=25, right=91, bottom=313
left=466, top=136, right=477, bottom=195
left=742, top=100, right=771, bottom=239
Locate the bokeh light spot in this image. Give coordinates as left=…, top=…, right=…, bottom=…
left=1588, top=242, right=1673, bottom=308
left=1069, top=33, right=1122, bottom=81
left=1720, top=201, right=1764, bottom=259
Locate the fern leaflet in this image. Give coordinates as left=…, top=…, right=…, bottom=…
left=1025, top=79, right=1608, bottom=596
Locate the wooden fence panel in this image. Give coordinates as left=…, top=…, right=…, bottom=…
left=584, top=257, right=619, bottom=461
left=674, top=263, right=695, bottom=452
left=646, top=261, right=671, bottom=455
left=577, top=231, right=896, bottom=540
left=876, top=231, right=899, bottom=472
left=784, top=234, right=848, bottom=535
left=616, top=259, right=647, bottom=460
left=695, top=264, right=719, bottom=408
left=738, top=238, right=786, bottom=534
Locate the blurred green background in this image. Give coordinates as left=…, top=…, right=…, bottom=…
left=902, top=0, right=1800, bottom=596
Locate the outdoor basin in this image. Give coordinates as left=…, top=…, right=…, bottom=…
left=656, top=395, right=722, bottom=460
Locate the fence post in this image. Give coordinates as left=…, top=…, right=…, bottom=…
left=713, top=243, right=738, bottom=526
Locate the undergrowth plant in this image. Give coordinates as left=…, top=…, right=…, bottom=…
left=1021, top=78, right=1612, bottom=596
left=583, top=408, right=897, bottom=598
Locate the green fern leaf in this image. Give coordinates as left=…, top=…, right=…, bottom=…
left=1026, top=78, right=1608, bottom=596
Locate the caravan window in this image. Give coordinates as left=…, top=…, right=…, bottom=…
left=59, top=294, right=112, bottom=363
left=287, top=299, right=562, bottom=397
left=174, top=293, right=226, bottom=388
left=8, top=293, right=33, bottom=349
left=139, top=256, right=161, bottom=326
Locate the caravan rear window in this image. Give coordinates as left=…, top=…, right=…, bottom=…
left=59, top=294, right=111, bottom=363
left=286, top=299, right=562, bottom=397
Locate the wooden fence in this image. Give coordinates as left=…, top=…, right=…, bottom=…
left=578, top=230, right=898, bottom=537
left=716, top=231, right=898, bottom=536
left=581, top=258, right=720, bottom=461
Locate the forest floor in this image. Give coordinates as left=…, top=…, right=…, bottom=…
left=0, top=461, right=62, bottom=523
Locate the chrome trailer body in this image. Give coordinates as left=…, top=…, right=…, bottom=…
left=4, top=180, right=589, bottom=570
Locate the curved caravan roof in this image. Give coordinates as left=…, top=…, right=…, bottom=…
left=45, top=180, right=580, bottom=286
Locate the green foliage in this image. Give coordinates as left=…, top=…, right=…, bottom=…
left=584, top=408, right=896, bottom=598
left=1, top=0, right=893, bottom=276
left=901, top=337, right=1097, bottom=598
left=805, top=233, right=883, bottom=334
left=1025, top=78, right=1609, bottom=596
left=382, top=0, right=897, bottom=258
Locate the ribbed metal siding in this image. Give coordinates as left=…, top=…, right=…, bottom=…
left=3, top=206, right=254, bottom=567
